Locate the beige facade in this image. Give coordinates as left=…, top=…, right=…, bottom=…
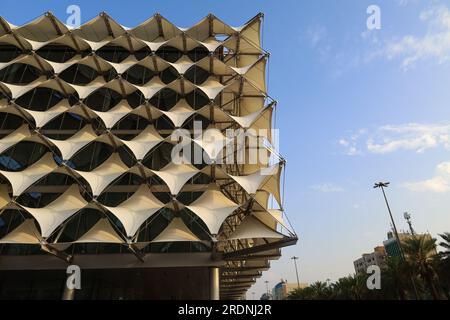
left=353, top=246, right=387, bottom=274
left=0, top=12, right=296, bottom=299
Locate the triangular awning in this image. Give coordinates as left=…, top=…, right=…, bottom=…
left=151, top=162, right=199, bottom=195
left=75, top=218, right=124, bottom=243
left=151, top=217, right=200, bottom=243
left=19, top=185, right=87, bottom=238
left=0, top=153, right=57, bottom=196
left=0, top=219, right=42, bottom=244
left=186, top=188, right=239, bottom=235
left=104, top=184, right=164, bottom=237
left=228, top=215, right=284, bottom=240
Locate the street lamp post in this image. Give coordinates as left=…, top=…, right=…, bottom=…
left=291, top=256, right=300, bottom=288
left=374, top=181, right=419, bottom=299
left=265, top=280, right=269, bottom=295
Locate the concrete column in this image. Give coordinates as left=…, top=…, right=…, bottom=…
left=209, top=267, right=220, bottom=300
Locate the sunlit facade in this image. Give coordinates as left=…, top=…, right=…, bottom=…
left=0, top=12, right=296, bottom=299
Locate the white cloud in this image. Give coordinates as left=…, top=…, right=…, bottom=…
left=403, top=161, right=450, bottom=192
left=310, top=183, right=344, bottom=193
left=382, top=5, right=450, bottom=69
left=340, top=123, right=450, bottom=155
left=306, top=25, right=327, bottom=48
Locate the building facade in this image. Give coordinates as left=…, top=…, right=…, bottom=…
left=0, top=12, right=296, bottom=299
left=383, top=232, right=436, bottom=259
left=353, top=246, right=387, bottom=274
left=272, top=280, right=308, bottom=300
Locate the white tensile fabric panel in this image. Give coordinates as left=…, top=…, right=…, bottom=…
left=73, top=14, right=124, bottom=42
left=228, top=215, right=284, bottom=240
left=151, top=217, right=200, bottom=243
left=169, top=55, right=195, bottom=74
left=119, top=125, right=163, bottom=160
left=196, top=77, right=225, bottom=100
left=74, top=153, right=128, bottom=196
left=261, top=168, right=282, bottom=207
left=151, top=162, right=199, bottom=195
left=186, top=188, right=239, bottom=235
left=42, top=55, right=80, bottom=75
left=25, top=102, right=70, bottom=128
left=0, top=124, right=31, bottom=154
left=20, top=185, right=87, bottom=238
left=161, top=99, right=195, bottom=127
left=70, top=78, right=107, bottom=99
left=75, top=218, right=124, bottom=243
left=0, top=54, right=48, bottom=73
left=229, top=106, right=266, bottom=129
left=0, top=219, right=42, bottom=244
left=253, top=209, right=284, bottom=230
left=0, top=78, right=43, bottom=99
left=130, top=15, right=181, bottom=43
left=228, top=164, right=279, bottom=196
left=48, top=125, right=98, bottom=160
left=249, top=106, right=273, bottom=143
left=240, top=58, right=266, bottom=93
left=253, top=190, right=270, bottom=210
left=134, top=77, right=166, bottom=99
left=0, top=153, right=57, bottom=196
left=108, top=56, right=139, bottom=74
left=196, top=56, right=234, bottom=76
left=16, top=14, right=68, bottom=42
left=194, top=127, right=232, bottom=161
left=198, top=37, right=222, bottom=52
left=0, top=184, right=11, bottom=209
left=104, top=184, right=164, bottom=237
left=90, top=101, right=133, bottom=129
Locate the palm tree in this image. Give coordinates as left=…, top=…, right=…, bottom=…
left=309, top=281, right=331, bottom=299
left=436, top=233, right=450, bottom=298
left=403, top=235, right=441, bottom=300
left=438, top=232, right=450, bottom=258
left=382, top=257, right=409, bottom=300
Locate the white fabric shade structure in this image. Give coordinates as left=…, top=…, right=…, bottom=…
left=0, top=124, right=32, bottom=154
left=228, top=215, right=284, bottom=240
left=47, top=125, right=98, bottom=160
left=151, top=162, right=199, bottom=195
left=89, top=101, right=133, bottom=129
left=160, top=99, right=195, bottom=128
left=0, top=219, right=42, bottom=244
left=18, top=185, right=87, bottom=238
left=254, top=209, right=285, bottom=229
left=0, top=153, right=57, bottom=196
left=119, top=125, right=163, bottom=160
left=103, top=184, right=164, bottom=237
left=73, top=153, right=128, bottom=197
left=186, top=188, right=239, bottom=235
left=74, top=218, right=124, bottom=243
left=228, top=164, right=281, bottom=200
left=193, top=127, right=233, bottom=161
left=0, top=13, right=294, bottom=299
left=151, top=217, right=200, bottom=243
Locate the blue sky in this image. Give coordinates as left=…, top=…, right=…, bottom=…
left=2, top=0, right=450, bottom=299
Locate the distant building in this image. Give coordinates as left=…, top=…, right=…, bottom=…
left=271, top=280, right=308, bottom=300
left=383, top=232, right=437, bottom=259
left=353, top=246, right=387, bottom=274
